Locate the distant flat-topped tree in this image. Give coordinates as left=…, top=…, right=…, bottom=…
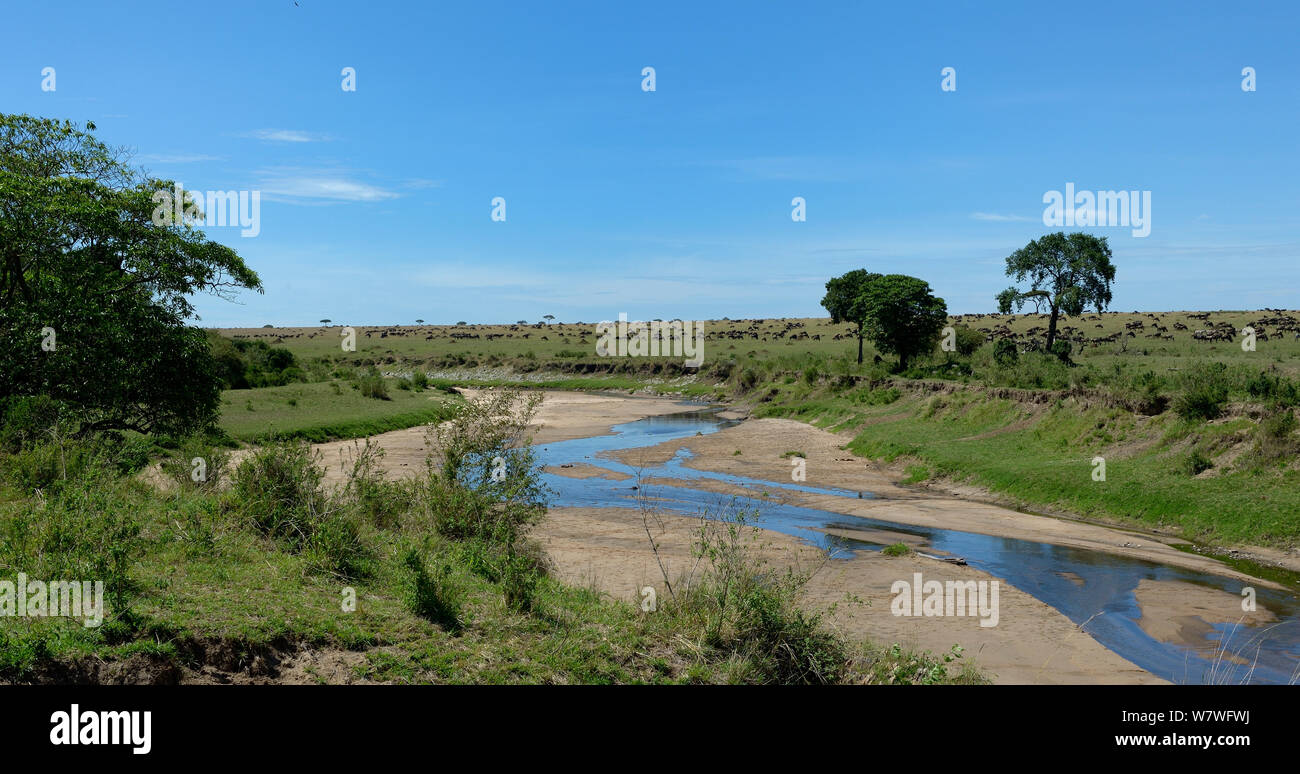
left=996, top=232, right=1116, bottom=353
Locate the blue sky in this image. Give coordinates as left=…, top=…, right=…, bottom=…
left=4, top=0, right=1299, bottom=325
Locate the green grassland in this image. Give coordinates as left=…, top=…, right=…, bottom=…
left=217, top=309, right=1300, bottom=381
left=213, top=310, right=1300, bottom=554
left=0, top=435, right=979, bottom=685
left=217, top=380, right=459, bottom=444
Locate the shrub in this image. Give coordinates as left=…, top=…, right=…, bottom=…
left=307, top=511, right=371, bottom=580
left=161, top=435, right=230, bottom=491
left=359, top=372, right=390, bottom=400
left=737, top=367, right=760, bottom=391
left=1183, top=448, right=1213, bottom=476
left=1049, top=339, right=1073, bottom=364
left=953, top=326, right=985, bottom=356
left=0, top=395, right=66, bottom=452
left=1174, top=363, right=1231, bottom=421
left=1246, top=371, right=1300, bottom=409
left=656, top=505, right=849, bottom=684
left=992, top=339, right=1018, bottom=367
left=1252, top=408, right=1298, bottom=464
left=231, top=441, right=325, bottom=543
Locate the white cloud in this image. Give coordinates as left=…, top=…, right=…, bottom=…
left=242, top=129, right=331, bottom=143
left=138, top=152, right=223, bottom=164
left=258, top=169, right=400, bottom=203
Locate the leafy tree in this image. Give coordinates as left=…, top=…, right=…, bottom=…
left=320, top=319, right=331, bottom=325
left=860, top=275, right=948, bottom=371
left=821, top=269, right=882, bottom=364
left=995, top=232, right=1116, bottom=351
left=0, top=113, right=261, bottom=437
left=951, top=325, right=985, bottom=356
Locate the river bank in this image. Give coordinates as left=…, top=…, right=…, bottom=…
left=292, top=389, right=1298, bottom=684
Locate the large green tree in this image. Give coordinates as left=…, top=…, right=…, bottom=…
left=995, top=232, right=1116, bottom=351
left=0, top=114, right=262, bottom=437
left=821, top=269, right=882, bottom=364
left=860, top=274, right=948, bottom=371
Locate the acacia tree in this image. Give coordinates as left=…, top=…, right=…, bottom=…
left=821, top=269, right=882, bottom=364
left=0, top=113, right=262, bottom=437
left=995, top=232, right=1116, bottom=352
left=860, top=274, right=948, bottom=371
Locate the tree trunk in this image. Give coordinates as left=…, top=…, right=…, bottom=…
left=1046, top=306, right=1060, bottom=351
left=857, top=330, right=864, bottom=364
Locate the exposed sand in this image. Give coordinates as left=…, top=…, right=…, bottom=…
left=1133, top=579, right=1279, bottom=656
left=609, top=417, right=1286, bottom=590
left=538, top=506, right=1164, bottom=684
left=271, top=388, right=1294, bottom=683
left=544, top=463, right=632, bottom=481
left=305, top=389, right=701, bottom=485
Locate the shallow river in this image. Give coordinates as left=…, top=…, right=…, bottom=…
left=535, top=407, right=1300, bottom=685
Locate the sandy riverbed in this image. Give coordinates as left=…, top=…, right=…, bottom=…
left=283, top=389, right=1293, bottom=684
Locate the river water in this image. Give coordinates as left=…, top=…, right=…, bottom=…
left=534, top=407, right=1300, bottom=685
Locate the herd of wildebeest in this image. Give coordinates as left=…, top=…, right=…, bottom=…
left=219, top=309, right=1300, bottom=359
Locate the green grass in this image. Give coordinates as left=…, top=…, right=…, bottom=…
left=0, top=448, right=981, bottom=685
left=218, top=380, right=459, bottom=444
left=762, top=385, right=1300, bottom=547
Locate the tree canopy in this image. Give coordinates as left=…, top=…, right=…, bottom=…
left=823, top=270, right=948, bottom=369
left=859, top=274, right=948, bottom=370
left=0, top=113, right=262, bottom=437
left=821, top=269, right=882, bottom=364
left=995, top=232, right=1116, bottom=351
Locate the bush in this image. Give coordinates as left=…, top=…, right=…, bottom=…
left=416, top=390, right=551, bottom=611
left=658, top=505, right=849, bottom=684
left=161, top=435, right=230, bottom=491
left=737, top=367, right=760, bottom=391
left=231, top=441, right=325, bottom=543
left=1246, top=371, right=1300, bottom=409
left=1049, top=339, right=1073, bottom=364
left=1252, top=408, right=1298, bottom=464
left=953, top=326, right=985, bottom=356
left=1183, top=448, right=1213, bottom=476
left=992, top=339, right=1018, bottom=367
left=308, top=511, right=372, bottom=580
left=1174, top=363, right=1231, bottom=421
left=359, top=371, right=390, bottom=401
left=0, top=395, right=66, bottom=452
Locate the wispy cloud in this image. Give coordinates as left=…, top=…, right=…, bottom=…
left=242, top=129, right=332, bottom=143
left=971, top=212, right=1034, bottom=222
left=258, top=167, right=400, bottom=203
left=137, top=152, right=223, bottom=164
